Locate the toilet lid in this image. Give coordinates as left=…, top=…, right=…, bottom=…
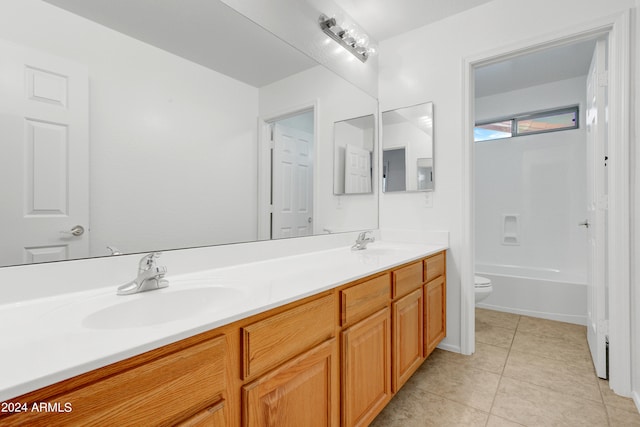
left=474, top=275, right=492, bottom=287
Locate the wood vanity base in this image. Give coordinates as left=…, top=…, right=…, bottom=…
left=1, top=251, right=446, bottom=427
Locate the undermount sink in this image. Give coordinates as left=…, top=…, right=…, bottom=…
left=82, top=286, right=244, bottom=330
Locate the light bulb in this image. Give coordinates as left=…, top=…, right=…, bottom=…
left=357, top=34, right=369, bottom=48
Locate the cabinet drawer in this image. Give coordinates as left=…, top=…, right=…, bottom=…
left=340, top=273, right=390, bottom=327
left=392, top=261, right=423, bottom=298
left=242, top=294, right=335, bottom=380
left=2, top=335, right=227, bottom=427
left=424, top=252, right=445, bottom=283
left=176, top=400, right=227, bottom=427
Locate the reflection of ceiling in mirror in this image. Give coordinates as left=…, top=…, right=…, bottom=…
left=44, top=0, right=318, bottom=87
left=339, top=115, right=374, bottom=130
left=382, top=105, right=432, bottom=133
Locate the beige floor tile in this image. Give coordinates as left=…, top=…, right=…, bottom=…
left=492, top=377, right=608, bottom=426
left=517, top=315, right=587, bottom=344
left=599, top=379, right=640, bottom=414
left=607, top=405, right=640, bottom=426
left=476, top=322, right=516, bottom=348
left=486, top=415, right=525, bottom=426
left=502, top=350, right=601, bottom=402
left=510, top=330, right=593, bottom=370
left=427, top=344, right=508, bottom=375
left=370, top=388, right=489, bottom=427
left=476, top=308, right=520, bottom=331
left=406, top=356, right=501, bottom=412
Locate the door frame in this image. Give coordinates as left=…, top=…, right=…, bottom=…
left=460, top=11, right=632, bottom=395
left=257, top=101, right=318, bottom=240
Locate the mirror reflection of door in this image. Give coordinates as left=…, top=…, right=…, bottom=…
left=271, top=111, right=314, bottom=239
left=333, top=114, right=375, bottom=195
left=417, top=158, right=434, bottom=190
left=344, top=144, right=372, bottom=194
left=381, top=102, right=434, bottom=192
left=382, top=148, right=406, bottom=192
left=0, top=40, right=89, bottom=266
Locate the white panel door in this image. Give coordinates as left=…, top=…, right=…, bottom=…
left=0, top=40, right=89, bottom=266
left=272, top=123, right=313, bottom=239
left=585, top=38, right=607, bottom=378
left=344, top=144, right=371, bottom=194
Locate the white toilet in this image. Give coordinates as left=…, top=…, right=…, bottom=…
left=474, top=275, right=493, bottom=304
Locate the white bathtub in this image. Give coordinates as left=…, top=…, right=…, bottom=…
left=475, top=263, right=587, bottom=326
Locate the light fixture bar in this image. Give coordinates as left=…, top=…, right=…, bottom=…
left=319, top=14, right=370, bottom=63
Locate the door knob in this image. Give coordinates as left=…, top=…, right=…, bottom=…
left=578, top=220, right=590, bottom=228
left=61, top=225, right=85, bottom=236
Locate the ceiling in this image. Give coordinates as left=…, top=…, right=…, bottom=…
left=44, top=0, right=318, bottom=88
left=333, top=0, right=494, bottom=42
left=44, top=0, right=596, bottom=97
left=475, top=39, right=597, bottom=98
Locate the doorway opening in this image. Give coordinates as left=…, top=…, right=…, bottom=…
left=258, top=107, right=315, bottom=240
left=461, top=11, right=631, bottom=395
left=472, top=36, right=608, bottom=378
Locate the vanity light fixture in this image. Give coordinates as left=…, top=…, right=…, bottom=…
left=318, top=14, right=376, bottom=62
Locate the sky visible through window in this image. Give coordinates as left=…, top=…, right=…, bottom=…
left=474, top=107, right=578, bottom=142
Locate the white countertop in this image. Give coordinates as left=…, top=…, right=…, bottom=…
left=0, top=241, right=446, bottom=401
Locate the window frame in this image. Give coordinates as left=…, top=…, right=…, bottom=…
left=474, top=105, right=579, bottom=142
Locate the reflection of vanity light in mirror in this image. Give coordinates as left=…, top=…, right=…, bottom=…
left=318, top=14, right=377, bottom=62
left=0, top=0, right=379, bottom=268
left=382, top=102, right=434, bottom=193
left=333, top=115, right=375, bottom=195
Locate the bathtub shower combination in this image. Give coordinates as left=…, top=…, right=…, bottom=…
left=475, top=263, right=587, bottom=326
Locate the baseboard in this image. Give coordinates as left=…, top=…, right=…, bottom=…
left=436, top=342, right=461, bottom=353
left=633, top=390, right=640, bottom=414
left=477, top=302, right=587, bottom=326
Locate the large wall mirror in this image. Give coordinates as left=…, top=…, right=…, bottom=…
left=333, top=115, right=375, bottom=195
left=381, top=102, right=434, bottom=192
left=0, top=0, right=378, bottom=267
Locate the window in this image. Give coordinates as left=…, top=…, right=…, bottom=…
left=474, top=106, right=578, bottom=142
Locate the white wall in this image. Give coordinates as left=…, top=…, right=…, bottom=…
left=378, top=0, right=636, bottom=352
left=475, top=76, right=587, bottom=277
left=632, top=0, right=640, bottom=411
left=0, top=1, right=259, bottom=257
left=259, top=66, right=378, bottom=234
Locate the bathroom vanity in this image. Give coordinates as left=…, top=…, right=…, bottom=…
left=0, top=244, right=446, bottom=427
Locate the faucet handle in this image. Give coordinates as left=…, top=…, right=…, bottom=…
left=138, top=252, right=162, bottom=272
left=358, top=231, right=373, bottom=240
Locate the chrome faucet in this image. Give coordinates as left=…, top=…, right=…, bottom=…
left=117, top=252, right=169, bottom=295
left=351, top=231, right=375, bottom=250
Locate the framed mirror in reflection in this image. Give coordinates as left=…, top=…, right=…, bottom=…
left=381, top=102, right=434, bottom=192
left=0, top=0, right=378, bottom=268
left=333, top=115, right=375, bottom=195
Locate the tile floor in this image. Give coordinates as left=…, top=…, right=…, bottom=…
left=371, top=308, right=640, bottom=426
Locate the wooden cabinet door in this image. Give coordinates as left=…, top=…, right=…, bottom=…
left=392, top=288, right=424, bottom=391
left=242, top=338, right=338, bottom=427
left=424, top=276, right=446, bottom=357
left=341, top=307, right=392, bottom=427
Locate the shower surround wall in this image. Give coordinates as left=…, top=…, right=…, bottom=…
left=474, top=76, right=588, bottom=324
